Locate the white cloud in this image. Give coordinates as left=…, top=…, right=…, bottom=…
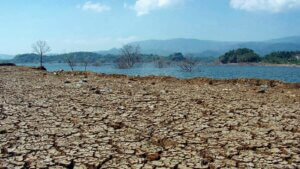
left=230, top=0, right=300, bottom=12
left=79, top=1, right=111, bottom=13
left=133, top=0, right=184, bottom=16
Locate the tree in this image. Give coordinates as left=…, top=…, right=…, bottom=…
left=32, top=40, right=51, bottom=67
left=263, top=51, right=300, bottom=64
left=66, top=56, right=77, bottom=71
left=170, top=52, right=185, bottom=62
left=178, top=57, right=197, bottom=72
left=219, top=48, right=261, bottom=64
left=80, top=58, right=91, bottom=72
left=115, top=45, right=141, bottom=69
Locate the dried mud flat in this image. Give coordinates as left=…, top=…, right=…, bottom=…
left=0, top=66, right=299, bottom=169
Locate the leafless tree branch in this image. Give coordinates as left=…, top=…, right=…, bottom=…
left=32, top=40, right=51, bottom=68
left=66, top=56, right=77, bottom=71
left=178, top=57, right=197, bottom=72
left=80, top=59, right=90, bottom=72
left=116, top=45, right=141, bottom=69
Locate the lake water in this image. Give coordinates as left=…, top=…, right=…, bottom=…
left=17, top=63, right=300, bottom=83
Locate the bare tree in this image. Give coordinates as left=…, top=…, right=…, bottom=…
left=32, top=40, right=51, bottom=68
left=178, top=57, right=197, bottom=72
left=80, top=58, right=90, bottom=72
left=116, top=45, right=141, bottom=69
left=66, top=56, right=77, bottom=71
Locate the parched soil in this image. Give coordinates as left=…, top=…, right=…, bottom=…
left=0, top=66, right=299, bottom=169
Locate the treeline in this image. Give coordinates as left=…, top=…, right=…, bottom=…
left=219, top=48, right=300, bottom=65
left=10, top=51, right=215, bottom=64
left=264, top=51, right=300, bottom=64
left=11, top=52, right=159, bottom=64
left=11, top=52, right=117, bottom=65
left=8, top=48, right=300, bottom=66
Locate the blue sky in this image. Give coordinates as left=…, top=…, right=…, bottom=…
left=1, top=0, right=300, bottom=54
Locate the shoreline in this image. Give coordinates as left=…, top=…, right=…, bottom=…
left=20, top=64, right=300, bottom=84
left=4, top=61, right=300, bottom=68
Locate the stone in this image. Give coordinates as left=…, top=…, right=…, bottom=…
left=146, top=153, right=161, bottom=161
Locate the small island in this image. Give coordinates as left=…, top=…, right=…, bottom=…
left=219, top=48, right=300, bottom=65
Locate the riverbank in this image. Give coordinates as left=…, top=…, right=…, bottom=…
left=15, top=63, right=300, bottom=83
left=0, top=66, right=299, bottom=168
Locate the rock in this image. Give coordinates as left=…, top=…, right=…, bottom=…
left=258, top=84, right=268, bottom=93
left=146, top=153, right=161, bottom=161
left=0, top=129, right=7, bottom=134
left=79, top=80, right=88, bottom=83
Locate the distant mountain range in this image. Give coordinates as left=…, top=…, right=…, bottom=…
left=96, top=48, right=121, bottom=55
left=128, top=36, right=300, bottom=56
left=1, top=36, right=300, bottom=60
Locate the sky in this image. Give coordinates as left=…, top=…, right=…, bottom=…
left=1, top=0, right=300, bottom=55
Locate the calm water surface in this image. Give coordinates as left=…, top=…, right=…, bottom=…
left=18, top=63, right=300, bottom=83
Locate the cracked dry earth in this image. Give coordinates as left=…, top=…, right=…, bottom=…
left=0, top=66, right=300, bottom=169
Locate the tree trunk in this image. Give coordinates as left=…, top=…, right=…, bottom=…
left=40, top=53, right=43, bottom=67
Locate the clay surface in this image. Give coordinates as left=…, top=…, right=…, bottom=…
left=0, top=66, right=299, bottom=168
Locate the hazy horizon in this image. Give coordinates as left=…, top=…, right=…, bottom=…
left=1, top=0, right=300, bottom=55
